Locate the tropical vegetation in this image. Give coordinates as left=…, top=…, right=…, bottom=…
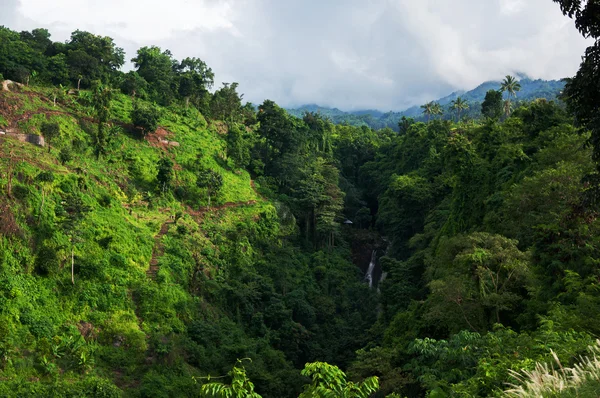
left=0, top=0, right=600, bottom=396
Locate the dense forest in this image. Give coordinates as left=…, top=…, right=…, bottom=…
left=1, top=0, right=600, bottom=397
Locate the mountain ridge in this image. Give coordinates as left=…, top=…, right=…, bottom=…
left=286, top=77, right=565, bottom=130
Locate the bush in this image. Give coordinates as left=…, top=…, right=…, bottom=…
left=34, top=245, right=59, bottom=276
left=58, top=147, right=73, bottom=165
left=12, top=184, right=29, bottom=200
left=131, top=102, right=161, bottom=136
left=100, top=311, right=147, bottom=353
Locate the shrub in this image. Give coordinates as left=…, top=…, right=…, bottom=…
left=101, top=311, right=147, bottom=353
left=12, top=184, right=29, bottom=200
left=131, top=102, right=161, bottom=136
left=59, top=146, right=73, bottom=165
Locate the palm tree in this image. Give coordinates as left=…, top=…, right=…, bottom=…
left=500, top=75, right=521, bottom=116
left=421, top=101, right=434, bottom=122
left=432, top=102, right=443, bottom=120
left=450, top=97, right=469, bottom=122
left=503, top=99, right=513, bottom=118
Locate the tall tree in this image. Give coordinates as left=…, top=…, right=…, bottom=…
left=65, top=30, right=124, bottom=88
left=35, top=171, right=54, bottom=220
left=156, top=157, right=173, bottom=193
left=226, top=123, right=252, bottom=169
left=91, top=82, right=113, bottom=159
left=503, top=99, right=513, bottom=118
left=210, top=82, right=243, bottom=121
left=56, top=192, right=91, bottom=285
left=553, top=0, right=600, bottom=170
left=421, top=101, right=434, bottom=122
left=450, top=97, right=469, bottom=122
left=500, top=75, right=521, bottom=116
left=132, top=46, right=176, bottom=105
left=432, top=102, right=443, bottom=120
left=398, top=116, right=415, bottom=135
left=176, top=56, right=214, bottom=110
left=481, top=89, right=503, bottom=119
left=131, top=102, right=160, bottom=137
left=40, top=121, right=60, bottom=153
left=120, top=71, right=148, bottom=99
left=196, top=168, right=223, bottom=209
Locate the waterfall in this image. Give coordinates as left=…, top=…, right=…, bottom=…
left=365, top=250, right=377, bottom=288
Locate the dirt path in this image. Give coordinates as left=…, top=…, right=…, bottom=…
left=146, top=220, right=173, bottom=279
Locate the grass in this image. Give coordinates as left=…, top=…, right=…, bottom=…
left=0, top=85, right=266, bottom=395
left=504, top=342, right=600, bottom=397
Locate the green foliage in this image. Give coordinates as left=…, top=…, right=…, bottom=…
left=450, top=97, right=469, bottom=122
left=210, top=82, right=244, bottom=121
left=200, top=359, right=262, bottom=398
left=226, top=123, right=253, bottom=169
left=91, top=83, right=113, bottom=159
left=156, top=157, right=173, bottom=193
left=120, top=70, right=148, bottom=98
left=40, top=121, right=60, bottom=152
left=481, top=89, right=503, bottom=119
left=196, top=167, right=223, bottom=207
left=0, top=14, right=598, bottom=398
left=131, top=101, right=160, bottom=136
left=299, top=361, right=379, bottom=398
left=58, top=146, right=73, bottom=165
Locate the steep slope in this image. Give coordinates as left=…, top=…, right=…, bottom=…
left=0, top=86, right=376, bottom=397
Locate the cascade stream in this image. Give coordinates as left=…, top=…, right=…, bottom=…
left=364, top=250, right=377, bottom=288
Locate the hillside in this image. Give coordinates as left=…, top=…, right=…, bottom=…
left=287, top=77, right=565, bottom=129
left=0, top=84, right=378, bottom=397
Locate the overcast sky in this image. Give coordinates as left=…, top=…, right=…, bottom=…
left=0, top=0, right=591, bottom=111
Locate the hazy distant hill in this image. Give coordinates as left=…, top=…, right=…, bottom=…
left=287, top=77, right=565, bottom=130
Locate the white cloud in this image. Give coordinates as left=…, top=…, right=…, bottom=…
left=0, top=0, right=593, bottom=110
left=17, top=0, right=236, bottom=42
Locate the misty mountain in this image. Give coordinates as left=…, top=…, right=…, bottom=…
left=287, top=77, right=565, bottom=130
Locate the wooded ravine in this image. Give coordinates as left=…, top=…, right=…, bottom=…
left=2, top=1, right=600, bottom=396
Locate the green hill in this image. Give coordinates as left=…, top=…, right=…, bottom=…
left=0, top=84, right=379, bottom=397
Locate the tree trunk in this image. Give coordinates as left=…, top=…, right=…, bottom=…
left=71, top=245, right=75, bottom=285
left=312, top=209, right=317, bottom=249
left=305, top=214, right=310, bottom=242
left=77, top=78, right=81, bottom=91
